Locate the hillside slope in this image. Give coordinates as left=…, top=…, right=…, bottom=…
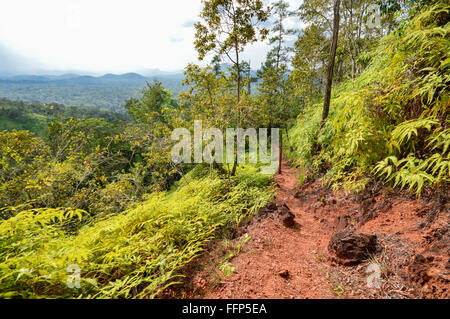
left=286, top=3, right=449, bottom=195
left=185, top=162, right=448, bottom=299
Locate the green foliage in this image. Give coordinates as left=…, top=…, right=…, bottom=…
left=287, top=2, right=449, bottom=194
left=0, top=98, right=129, bottom=136
left=124, top=80, right=178, bottom=124
left=1, top=76, right=196, bottom=218
left=194, top=0, right=270, bottom=149
left=194, top=0, right=269, bottom=61
left=2, top=0, right=447, bottom=301
left=0, top=126, right=132, bottom=215
left=179, top=64, right=237, bottom=129
left=291, top=22, right=328, bottom=103
left=0, top=130, right=51, bottom=208
left=254, top=64, right=297, bottom=129
left=0, top=170, right=272, bottom=298
left=218, top=262, right=235, bottom=277
left=375, top=124, right=450, bottom=195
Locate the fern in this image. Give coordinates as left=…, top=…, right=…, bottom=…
left=286, top=2, right=449, bottom=195
left=0, top=165, right=272, bottom=298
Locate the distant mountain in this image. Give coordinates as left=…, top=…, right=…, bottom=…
left=0, top=64, right=262, bottom=112
left=136, top=68, right=182, bottom=77
left=1, top=73, right=145, bottom=83
left=100, top=73, right=147, bottom=81
left=0, top=72, right=182, bottom=84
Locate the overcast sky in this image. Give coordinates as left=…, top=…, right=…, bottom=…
left=0, top=0, right=303, bottom=74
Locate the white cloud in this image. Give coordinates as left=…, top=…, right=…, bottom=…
left=0, top=0, right=303, bottom=73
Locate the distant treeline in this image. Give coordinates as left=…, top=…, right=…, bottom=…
left=0, top=97, right=130, bottom=135
left=0, top=73, right=185, bottom=112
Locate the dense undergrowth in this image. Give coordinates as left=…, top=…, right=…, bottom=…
left=1, top=0, right=448, bottom=301
left=0, top=164, right=272, bottom=298
left=286, top=3, right=449, bottom=195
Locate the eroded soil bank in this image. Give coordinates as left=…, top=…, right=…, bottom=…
left=171, top=162, right=449, bottom=299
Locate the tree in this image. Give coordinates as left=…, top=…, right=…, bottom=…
left=291, top=24, right=329, bottom=103
left=267, top=0, right=296, bottom=69
left=340, top=0, right=375, bottom=79
left=180, top=63, right=236, bottom=130
left=124, top=79, right=178, bottom=125
left=295, top=0, right=385, bottom=86
left=291, top=0, right=334, bottom=103
left=194, top=0, right=269, bottom=175
left=255, top=65, right=293, bottom=174
left=255, top=0, right=297, bottom=173
left=318, top=0, right=341, bottom=137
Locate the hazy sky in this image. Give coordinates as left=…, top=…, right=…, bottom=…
left=0, top=0, right=303, bottom=74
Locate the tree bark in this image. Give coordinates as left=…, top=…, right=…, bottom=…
left=318, top=0, right=341, bottom=136
left=231, top=42, right=241, bottom=176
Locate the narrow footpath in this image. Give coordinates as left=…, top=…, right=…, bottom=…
left=201, top=162, right=336, bottom=298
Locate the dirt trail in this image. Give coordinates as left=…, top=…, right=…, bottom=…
left=186, top=161, right=449, bottom=299
left=201, top=162, right=336, bottom=299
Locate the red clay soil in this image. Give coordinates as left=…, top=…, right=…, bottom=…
left=184, top=162, right=449, bottom=299
left=199, top=162, right=335, bottom=299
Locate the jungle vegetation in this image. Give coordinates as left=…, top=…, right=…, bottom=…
left=0, top=0, right=447, bottom=298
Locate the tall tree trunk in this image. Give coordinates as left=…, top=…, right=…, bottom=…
left=349, top=0, right=355, bottom=79
left=276, top=20, right=282, bottom=69
left=247, top=60, right=251, bottom=95
left=317, top=0, right=341, bottom=137
left=231, top=42, right=241, bottom=176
